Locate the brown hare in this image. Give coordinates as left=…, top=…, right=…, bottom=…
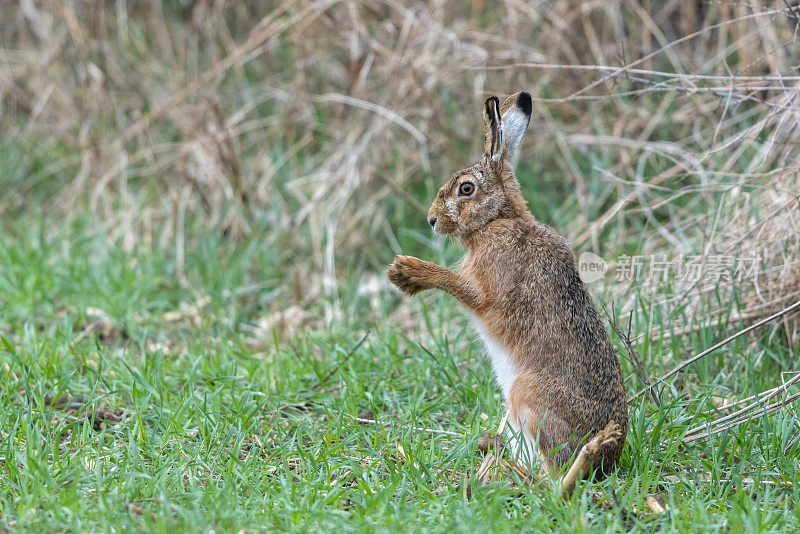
left=387, top=92, right=627, bottom=478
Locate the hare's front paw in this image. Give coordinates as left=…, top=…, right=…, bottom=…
left=387, top=255, right=434, bottom=296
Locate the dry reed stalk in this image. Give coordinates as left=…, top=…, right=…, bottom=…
left=685, top=371, right=800, bottom=436
left=631, top=299, right=800, bottom=402
left=682, top=391, right=800, bottom=443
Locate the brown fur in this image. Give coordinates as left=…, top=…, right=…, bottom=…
left=387, top=91, right=627, bottom=476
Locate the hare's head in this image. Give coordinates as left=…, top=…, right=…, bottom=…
left=427, top=91, right=532, bottom=238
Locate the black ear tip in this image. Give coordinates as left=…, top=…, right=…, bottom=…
left=518, top=92, right=532, bottom=116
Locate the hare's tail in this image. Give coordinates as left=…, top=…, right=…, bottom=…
left=559, top=420, right=623, bottom=498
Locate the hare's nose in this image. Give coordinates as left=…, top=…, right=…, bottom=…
left=429, top=218, right=437, bottom=228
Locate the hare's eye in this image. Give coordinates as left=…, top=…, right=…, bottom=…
left=459, top=182, right=475, bottom=196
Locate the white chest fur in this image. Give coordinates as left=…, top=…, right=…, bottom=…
left=470, top=316, right=517, bottom=400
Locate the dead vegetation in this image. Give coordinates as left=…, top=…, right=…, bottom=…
left=1, top=1, right=798, bottom=336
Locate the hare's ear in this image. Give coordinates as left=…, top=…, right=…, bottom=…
left=499, top=91, right=532, bottom=162
left=483, top=96, right=503, bottom=162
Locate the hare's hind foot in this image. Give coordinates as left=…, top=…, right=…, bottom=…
left=559, top=420, right=623, bottom=497
left=479, top=419, right=623, bottom=496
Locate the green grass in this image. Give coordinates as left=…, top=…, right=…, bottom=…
left=2, top=2, right=798, bottom=531
left=1, top=218, right=798, bottom=533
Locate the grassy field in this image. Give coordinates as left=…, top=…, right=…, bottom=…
left=2, top=1, right=800, bottom=532
left=1, top=216, right=799, bottom=532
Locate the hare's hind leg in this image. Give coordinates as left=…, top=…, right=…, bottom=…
left=506, top=402, right=575, bottom=476
left=507, top=375, right=578, bottom=474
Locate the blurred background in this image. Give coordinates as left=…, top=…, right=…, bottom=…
left=1, top=0, right=798, bottom=340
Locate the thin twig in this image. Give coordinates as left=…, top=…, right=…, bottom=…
left=603, top=304, right=660, bottom=405
left=350, top=416, right=464, bottom=438
left=467, top=63, right=800, bottom=82
left=606, top=70, right=800, bottom=113
left=70, top=320, right=101, bottom=347
left=318, top=330, right=370, bottom=387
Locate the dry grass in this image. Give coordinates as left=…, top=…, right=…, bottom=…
left=1, top=1, right=798, bottom=327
